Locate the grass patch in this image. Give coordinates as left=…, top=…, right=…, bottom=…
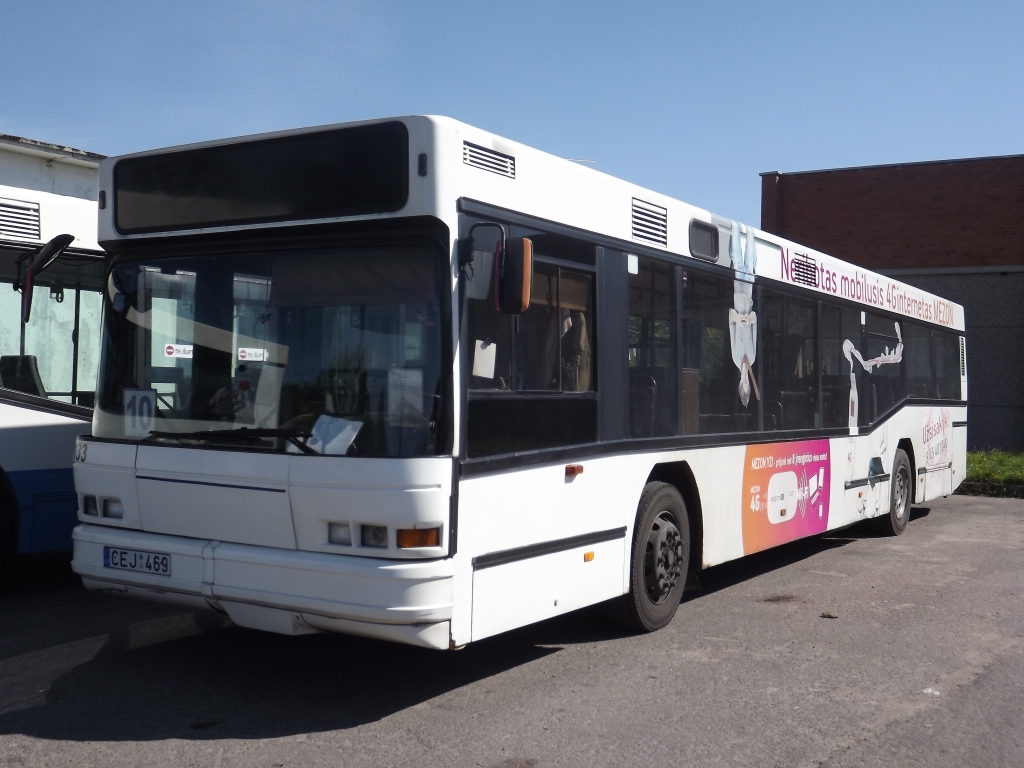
left=966, top=450, right=1024, bottom=485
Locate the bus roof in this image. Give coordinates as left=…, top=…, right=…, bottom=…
left=98, top=115, right=964, bottom=331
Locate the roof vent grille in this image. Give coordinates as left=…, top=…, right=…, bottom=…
left=0, top=197, right=41, bottom=241
left=463, top=142, right=515, bottom=179
left=632, top=198, right=667, bottom=247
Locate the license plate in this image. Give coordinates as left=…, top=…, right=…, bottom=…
left=103, top=546, right=172, bottom=576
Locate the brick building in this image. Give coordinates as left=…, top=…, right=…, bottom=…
left=760, top=154, right=1024, bottom=451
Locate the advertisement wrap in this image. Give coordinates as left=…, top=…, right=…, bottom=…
left=755, top=238, right=959, bottom=329
left=742, top=439, right=831, bottom=555
left=922, top=407, right=951, bottom=468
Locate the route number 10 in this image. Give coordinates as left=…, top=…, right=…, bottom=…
left=123, top=388, right=158, bottom=438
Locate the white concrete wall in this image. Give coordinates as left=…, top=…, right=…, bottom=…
left=0, top=137, right=102, bottom=251
left=0, top=147, right=98, bottom=201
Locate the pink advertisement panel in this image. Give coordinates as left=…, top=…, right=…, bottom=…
left=742, top=439, right=831, bottom=556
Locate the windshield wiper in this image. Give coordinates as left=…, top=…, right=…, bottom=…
left=147, top=428, right=318, bottom=456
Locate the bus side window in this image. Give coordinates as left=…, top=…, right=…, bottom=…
left=761, top=288, right=818, bottom=431
left=933, top=330, right=962, bottom=400
left=0, top=250, right=105, bottom=405
left=464, top=219, right=598, bottom=457
left=465, top=230, right=512, bottom=391
left=464, top=222, right=597, bottom=396
left=820, top=303, right=862, bottom=429
left=680, top=270, right=758, bottom=434
left=904, top=322, right=934, bottom=398
left=628, top=256, right=677, bottom=437
left=864, top=313, right=907, bottom=424
left=515, top=264, right=593, bottom=393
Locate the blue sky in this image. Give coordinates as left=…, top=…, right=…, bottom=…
left=2, top=1, right=1021, bottom=226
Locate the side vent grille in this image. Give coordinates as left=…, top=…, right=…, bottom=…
left=959, top=336, right=966, bottom=377
left=632, top=198, right=667, bottom=247
left=0, top=197, right=41, bottom=241
left=463, top=142, right=515, bottom=179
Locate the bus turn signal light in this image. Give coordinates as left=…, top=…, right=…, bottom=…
left=565, top=464, right=584, bottom=478
left=584, top=551, right=595, bottom=562
left=396, top=527, right=440, bottom=548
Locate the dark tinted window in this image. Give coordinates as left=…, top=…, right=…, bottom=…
left=859, top=314, right=906, bottom=426
left=688, top=220, right=718, bottom=261
left=464, top=220, right=597, bottom=457
left=762, top=289, right=818, bottom=430
left=866, top=312, right=896, bottom=336
left=680, top=269, right=758, bottom=433
left=629, top=257, right=677, bottom=437
left=467, top=398, right=597, bottom=456
left=516, top=264, right=594, bottom=392
left=821, top=305, right=962, bottom=428
left=904, top=321, right=934, bottom=398
left=115, top=122, right=408, bottom=233
left=934, top=330, right=962, bottom=400
left=513, top=228, right=596, bottom=266
left=820, top=302, right=861, bottom=429
left=895, top=321, right=963, bottom=402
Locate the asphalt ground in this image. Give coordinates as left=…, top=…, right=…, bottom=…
left=1, top=495, right=1022, bottom=767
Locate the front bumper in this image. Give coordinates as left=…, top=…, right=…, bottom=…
left=72, top=523, right=454, bottom=649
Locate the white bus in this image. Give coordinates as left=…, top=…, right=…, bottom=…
left=1, top=171, right=106, bottom=566
left=71, top=117, right=966, bottom=648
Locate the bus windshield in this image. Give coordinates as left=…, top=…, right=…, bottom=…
left=94, top=245, right=445, bottom=458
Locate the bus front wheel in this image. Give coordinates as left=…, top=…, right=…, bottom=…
left=612, top=482, right=690, bottom=633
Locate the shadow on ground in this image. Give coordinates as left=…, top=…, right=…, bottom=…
left=0, top=509, right=929, bottom=742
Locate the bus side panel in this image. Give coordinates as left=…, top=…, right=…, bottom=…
left=832, top=431, right=886, bottom=531
left=675, top=446, right=746, bottom=568
left=916, top=404, right=963, bottom=502
left=0, top=402, right=87, bottom=554
left=471, top=537, right=624, bottom=641
left=460, top=455, right=648, bottom=643
left=952, top=423, right=967, bottom=493
left=733, top=441, right=832, bottom=558
left=8, top=468, right=78, bottom=554
left=829, top=404, right=967, bottom=528
left=462, top=446, right=753, bottom=642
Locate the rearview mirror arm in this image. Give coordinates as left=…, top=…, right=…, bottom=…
left=19, top=233, right=76, bottom=324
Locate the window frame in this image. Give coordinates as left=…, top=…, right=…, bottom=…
left=457, top=199, right=965, bottom=472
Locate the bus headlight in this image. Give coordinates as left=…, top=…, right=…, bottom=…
left=360, top=525, right=388, bottom=548
left=83, top=496, right=98, bottom=516
left=102, top=499, right=124, bottom=519
left=328, top=522, right=352, bottom=545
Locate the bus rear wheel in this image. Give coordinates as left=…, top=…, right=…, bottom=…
left=612, top=482, right=690, bottom=633
left=876, top=448, right=912, bottom=536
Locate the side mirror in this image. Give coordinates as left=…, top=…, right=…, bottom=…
left=493, top=237, right=533, bottom=314
left=18, top=234, right=75, bottom=323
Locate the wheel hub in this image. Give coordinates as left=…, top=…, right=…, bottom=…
left=894, top=465, right=909, bottom=520
left=644, top=511, right=683, bottom=604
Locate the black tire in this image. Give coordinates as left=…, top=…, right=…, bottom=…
left=611, top=482, right=690, bottom=633
left=876, top=448, right=912, bottom=536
